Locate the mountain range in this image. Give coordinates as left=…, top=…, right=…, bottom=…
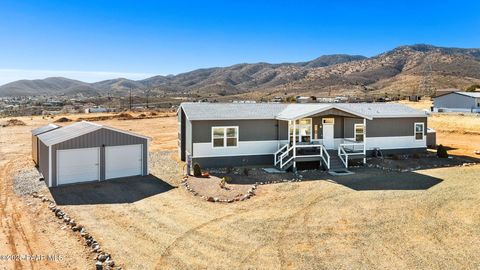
left=1, top=44, right=480, bottom=98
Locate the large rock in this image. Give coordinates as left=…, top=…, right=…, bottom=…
left=95, top=261, right=103, bottom=270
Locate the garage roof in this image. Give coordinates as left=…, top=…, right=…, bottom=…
left=31, top=124, right=60, bottom=136
left=37, top=121, right=150, bottom=146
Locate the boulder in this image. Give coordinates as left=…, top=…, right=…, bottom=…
left=95, top=261, right=103, bottom=270
left=106, top=260, right=115, bottom=267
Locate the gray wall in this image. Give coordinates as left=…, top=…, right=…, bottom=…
left=193, top=154, right=273, bottom=168
left=312, top=115, right=347, bottom=139
left=344, top=118, right=364, bottom=138
left=434, top=93, right=478, bottom=109
left=191, top=119, right=284, bottom=143
left=38, top=140, right=49, bottom=181
left=48, top=128, right=148, bottom=187
left=366, top=117, right=427, bottom=137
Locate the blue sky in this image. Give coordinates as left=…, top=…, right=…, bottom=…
left=0, top=0, right=479, bottom=84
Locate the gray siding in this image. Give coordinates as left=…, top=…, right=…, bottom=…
left=366, top=117, right=427, bottom=137
left=434, top=93, right=477, bottom=109
left=312, top=115, right=346, bottom=139
left=344, top=118, right=364, bottom=138
left=179, top=108, right=186, bottom=161
left=193, top=154, right=273, bottom=168
left=50, top=128, right=148, bottom=187
left=38, top=140, right=49, bottom=182
left=191, top=119, right=281, bottom=143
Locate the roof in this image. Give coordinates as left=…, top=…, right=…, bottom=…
left=37, top=121, right=150, bottom=146
left=276, top=104, right=373, bottom=120
left=31, top=124, right=60, bottom=136
left=180, top=102, right=426, bottom=121
left=181, top=103, right=288, bottom=120
left=435, top=91, right=480, bottom=99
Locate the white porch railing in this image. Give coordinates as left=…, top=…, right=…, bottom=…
left=275, top=143, right=330, bottom=170
left=338, top=141, right=366, bottom=168
left=274, top=144, right=288, bottom=166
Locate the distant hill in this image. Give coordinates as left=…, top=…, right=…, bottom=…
left=1, top=44, right=480, bottom=98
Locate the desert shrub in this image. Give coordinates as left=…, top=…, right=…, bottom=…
left=193, top=163, right=202, bottom=177
left=54, top=117, right=71, bottom=123
left=139, top=113, right=147, bottom=118
left=150, top=111, right=158, bottom=116
left=390, top=154, right=400, bottom=160
left=2, top=119, right=26, bottom=127
left=437, top=144, right=449, bottom=158
left=243, top=167, right=250, bottom=176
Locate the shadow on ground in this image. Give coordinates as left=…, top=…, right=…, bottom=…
left=50, top=174, right=175, bottom=205
left=326, top=169, right=443, bottom=191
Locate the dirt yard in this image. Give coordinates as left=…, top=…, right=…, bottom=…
left=1, top=111, right=480, bottom=269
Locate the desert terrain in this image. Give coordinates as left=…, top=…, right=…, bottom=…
left=0, top=106, right=479, bottom=269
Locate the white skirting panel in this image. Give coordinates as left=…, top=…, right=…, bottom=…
left=365, top=136, right=426, bottom=150
left=193, top=140, right=284, bottom=158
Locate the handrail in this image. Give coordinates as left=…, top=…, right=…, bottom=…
left=279, top=146, right=293, bottom=169
left=320, top=145, right=330, bottom=169
left=274, top=144, right=288, bottom=165
left=338, top=146, right=348, bottom=168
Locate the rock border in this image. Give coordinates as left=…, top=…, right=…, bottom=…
left=181, top=175, right=257, bottom=203
left=367, top=161, right=478, bottom=173
left=30, top=192, right=122, bottom=270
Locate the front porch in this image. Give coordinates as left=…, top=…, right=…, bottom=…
left=273, top=105, right=372, bottom=171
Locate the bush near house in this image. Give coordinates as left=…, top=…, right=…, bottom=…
left=193, top=163, right=202, bottom=177
left=437, top=144, right=449, bottom=158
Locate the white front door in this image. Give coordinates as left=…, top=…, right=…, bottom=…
left=57, top=147, right=100, bottom=185
left=105, top=144, right=143, bottom=180
left=322, top=123, right=334, bottom=149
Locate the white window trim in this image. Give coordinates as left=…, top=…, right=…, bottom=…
left=354, top=123, right=365, bottom=142
left=414, top=122, right=424, bottom=141
left=211, top=126, right=239, bottom=148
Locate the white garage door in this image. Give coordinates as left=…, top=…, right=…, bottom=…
left=57, top=147, right=100, bottom=185
left=105, top=144, right=143, bottom=180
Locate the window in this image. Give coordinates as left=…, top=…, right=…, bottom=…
left=415, top=123, right=424, bottom=140
left=322, top=118, right=335, bottom=124
left=212, top=127, right=238, bottom=148
left=354, top=124, right=365, bottom=142
left=289, top=118, right=312, bottom=143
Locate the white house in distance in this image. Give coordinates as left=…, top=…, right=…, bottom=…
left=433, top=90, right=480, bottom=113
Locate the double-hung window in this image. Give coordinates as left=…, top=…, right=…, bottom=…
left=414, top=123, right=424, bottom=140
left=354, top=124, right=365, bottom=142
left=212, top=127, right=238, bottom=148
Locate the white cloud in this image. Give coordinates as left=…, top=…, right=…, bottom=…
left=0, top=69, right=157, bottom=86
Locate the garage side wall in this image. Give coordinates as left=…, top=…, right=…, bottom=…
left=51, top=128, right=148, bottom=187
left=38, top=140, right=49, bottom=182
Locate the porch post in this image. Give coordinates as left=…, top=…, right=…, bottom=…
left=293, top=119, right=296, bottom=169
left=363, top=118, right=367, bottom=164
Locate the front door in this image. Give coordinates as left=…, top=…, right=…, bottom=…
left=322, top=118, right=335, bottom=149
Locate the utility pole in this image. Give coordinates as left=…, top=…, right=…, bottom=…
left=129, top=88, right=132, bottom=110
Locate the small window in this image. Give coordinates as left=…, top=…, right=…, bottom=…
left=354, top=124, right=365, bottom=142
left=212, top=127, right=238, bottom=148
left=322, top=118, right=334, bottom=124
left=415, top=123, right=424, bottom=140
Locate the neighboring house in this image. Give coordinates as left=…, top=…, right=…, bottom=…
left=178, top=103, right=428, bottom=171
left=433, top=91, right=480, bottom=113
left=35, top=121, right=150, bottom=187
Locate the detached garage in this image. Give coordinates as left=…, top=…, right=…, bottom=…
left=32, top=124, right=60, bottom=166
left=36, top=121, right=150, bottom=187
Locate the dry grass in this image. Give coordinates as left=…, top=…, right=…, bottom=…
left=1, top=112, right=480, bottom=269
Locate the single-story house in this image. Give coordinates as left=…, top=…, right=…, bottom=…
left=178, top=102, right=429, bottom=171
left=433, top=91, right=480, bottom=113
left=32, top=124, right=60, bottom=166
left=35, top=121, right=150, bottom=187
